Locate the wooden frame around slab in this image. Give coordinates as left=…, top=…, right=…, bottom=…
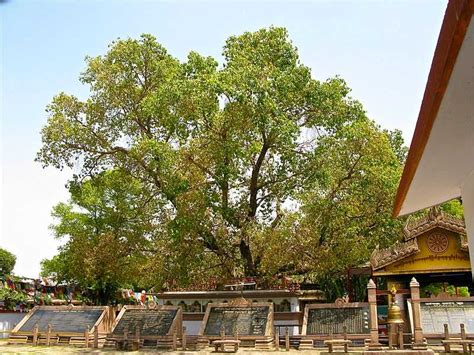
left=107, top=305, right=183, bottom=341
left=408, top=296, right=474, bottom=339
left=11, top=305, right=112, bottom=337
left=197, top=302, right=274, bottom=340
left=301, top=302, right=370, bottom=341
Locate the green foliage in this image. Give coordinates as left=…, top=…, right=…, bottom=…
left=420, top=283, right=470, bottom=298
left=256, top=119, right=405, bottom=280
left=37, top=28, right=406, bottom=295
left=0, top=288, right=28, bottom=310
left=421, top=283, right=443, bottom=297
left=352, top=275, right=370, bottom=302
left=441, top=198, right=464, bottom=218
left=41, top=169, right=163, bottom=303
left=459, top=287, right=470, bottom=297
left=0, top=248, right=16, bottom=276
left=316, top=275, right=347, bottom=302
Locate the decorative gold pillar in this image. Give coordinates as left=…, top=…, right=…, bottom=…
left=367, top=279, right=382, bottom=350
left=410, top=277, right=427, bottom=350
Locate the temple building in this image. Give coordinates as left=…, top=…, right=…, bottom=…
left=371, top=206, right=471, bottom=289
left=369, top=207, right=471, bottom=333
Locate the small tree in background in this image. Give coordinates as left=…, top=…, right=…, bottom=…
left=0, top=248, right=16, bottom=276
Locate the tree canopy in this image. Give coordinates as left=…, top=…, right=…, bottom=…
left=0, top=248, right=16, bottom=276
left=38, top=28, right=406, bottom=297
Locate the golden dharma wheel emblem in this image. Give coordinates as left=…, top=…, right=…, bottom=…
left=427, top=233, right=449, bottom=253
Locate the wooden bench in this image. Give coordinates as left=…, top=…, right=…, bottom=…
left=212, top=339, right=241, bottom=352
left=324, top=339, right=352, bottom=353
left=324, top=327, right=352, bottom=353
left=442, top=323, right=474, bottom=354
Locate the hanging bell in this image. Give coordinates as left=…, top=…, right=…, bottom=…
left=387, top=301, right=404, bottom=324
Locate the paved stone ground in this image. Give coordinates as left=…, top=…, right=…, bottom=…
left=0, top=339, right=353, bottom=353
left=0, top=344, right=315, bottom=354
left=0, top=342, right=448, bottom=354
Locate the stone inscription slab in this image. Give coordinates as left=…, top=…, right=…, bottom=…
left=112, top=309, right=178, bottom=336
left=420, top=301, right=474, bottom=333
left=19, top=309, right=103, bottom=333
left=306, top=307, right=370, bottom=335
left=204, top=306, right=269, bottom=336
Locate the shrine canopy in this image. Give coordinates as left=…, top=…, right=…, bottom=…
left=372, top=207, right=470, bottom=282
left=393, top=0, right=474, bottom=267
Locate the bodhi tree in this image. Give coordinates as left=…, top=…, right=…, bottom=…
left=38, top=28, right=405, bottom=287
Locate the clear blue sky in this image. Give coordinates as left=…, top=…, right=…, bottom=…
left=1, top=0, right=447, bottom=277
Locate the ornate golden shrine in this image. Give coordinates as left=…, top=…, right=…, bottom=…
left=371, top=207, right=470, bottom=277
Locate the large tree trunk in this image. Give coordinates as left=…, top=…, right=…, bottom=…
left=239, top=240, right=256, bottom=276
left=240, top=138, right=269, bottom=276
